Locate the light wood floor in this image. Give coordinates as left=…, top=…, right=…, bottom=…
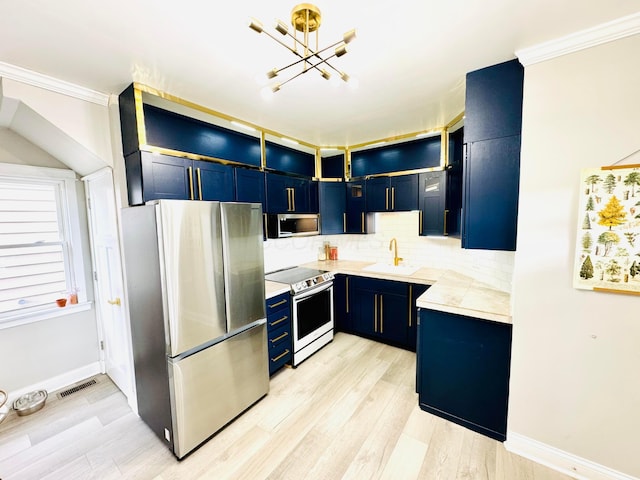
left=0, top=333, right=574, bottom=480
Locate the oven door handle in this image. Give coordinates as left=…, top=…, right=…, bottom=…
left=292, top=281, right=333, bottom=301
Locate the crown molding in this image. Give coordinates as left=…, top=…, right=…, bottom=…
left=0, top=61, right=109, bottom=106
left=516, top=12, right=640, bottom=67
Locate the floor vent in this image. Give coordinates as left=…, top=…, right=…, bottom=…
left=57, top=378, right=98, bottom=399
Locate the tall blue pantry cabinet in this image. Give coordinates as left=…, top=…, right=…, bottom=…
left=462, top=59, right=524, bottom=251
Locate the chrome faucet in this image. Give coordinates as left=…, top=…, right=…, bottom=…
left=389, top=238, right=403, bottom=266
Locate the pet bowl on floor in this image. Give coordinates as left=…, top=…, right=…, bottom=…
left=13, top=390, right=48, bottom=416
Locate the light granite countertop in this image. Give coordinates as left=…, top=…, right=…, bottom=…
left=264, top=259, right=511, bottom=324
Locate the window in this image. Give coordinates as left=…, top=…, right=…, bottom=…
left=0, top=164, right=88, bottom=326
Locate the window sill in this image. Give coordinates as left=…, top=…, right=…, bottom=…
left=0, top=302, right=93, bottom=330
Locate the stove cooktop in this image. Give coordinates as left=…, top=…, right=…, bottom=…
left=265, top=267, right=334, bottom=294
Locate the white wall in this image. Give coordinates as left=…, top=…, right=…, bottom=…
left=2, top=79, right=113, bottom=166
left=509, top=34, right=640, bottom=477
left=0, top=127, right=67, bottom=168
left=265, top=211, right=514, bottom=291
left=0, top=79, right=112, bottom=396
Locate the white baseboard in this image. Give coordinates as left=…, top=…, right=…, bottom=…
left=6, top=362, right=102, bottom=405
left=505, top=431, right=639, bottom=480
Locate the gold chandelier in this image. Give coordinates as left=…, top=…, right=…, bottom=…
left=248, top=3, right=356, bottom=93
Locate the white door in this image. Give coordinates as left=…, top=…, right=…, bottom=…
left=83, top=168, right=135, bottom=406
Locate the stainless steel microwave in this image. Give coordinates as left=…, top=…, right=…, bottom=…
left=266, top=213, right=320, bottom=238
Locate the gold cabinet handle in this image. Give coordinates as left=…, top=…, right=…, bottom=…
left=385, top=187, right=389, bottom=210
left=391, top=187, right=395, bottom=210
left=444, top=209, right=449, bottom=235
left=286, top=188, right=291, bottom=211
left=374, top=294, right=378, bottom=332
left=408, top=285, right=413, bottom=327
left=269, top=315, right=288, bottom=327
left=291, top=188, right=295, bottom=211
left=419, top=210, right=423, bottom=234
left=197, top=168, right=203, bottom=200
left=271, top=349, right=290, bottom=362
left=343, top=213, right=346, bottom=233
left=380, top=295, right=384, bottom=333
left=107, top=298, right=121, bottom=306
left=270, top=332, right=289, bottom=344
left=187, top=167, right=194, bottom=200
left=361, top=212, right=365, bottom=233
left=268, top=299, right=287, bottom=309
left=264, top=213, right=268, bottom=238
left=345, top=277, right=350, bottom=313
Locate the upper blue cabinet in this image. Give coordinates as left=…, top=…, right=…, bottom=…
left=118, top=84, right=262, bottom=167
left=321, top=153, right=345, bottom=179
left=265, top=141, right=315, bottom=177
left=143, top=105, right=262, bottom=167
left=462, top=59, right=523, bottom=251
left=464, top=59, right=524, bottom=143
left=350, top=136, right=441, bottom=178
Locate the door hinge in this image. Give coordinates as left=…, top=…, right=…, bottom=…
left=100, top=340, right=105, bottom=350
left=93, top=271, right=98, bottom=281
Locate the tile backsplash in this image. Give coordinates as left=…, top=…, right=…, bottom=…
left=263, top=211, right=514, bottom=292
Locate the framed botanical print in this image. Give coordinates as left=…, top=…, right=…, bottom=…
left=574, top=165, right=640, bottom=294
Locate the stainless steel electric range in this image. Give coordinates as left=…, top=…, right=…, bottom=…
left=265, top=267, right=334, bottom=366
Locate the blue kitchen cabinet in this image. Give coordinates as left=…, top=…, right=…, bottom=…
left=125, top=151, right=235, bottom=205
left=332, top=274, right=349, bottom=332
left=349, top=276, right=411, bottom=349
left=464, top=59, right=524, bottom=143
left=445, top=128, right=464, bottom=237
left=265, top=172, right=316, bottom=214
left=366, top=175, right=418, bottom=212
left=319, top=182, right=346, bottom=234
left=265, top=141, right=315, bottom=177
left=345, top=181, right=372, bottom=234
left=351, top=136, right=441, bottom=177
left=266, top=292, right=292, bottom=376
left=417, top=308, right=512, bottom=441
left=364, top=177, right=388, bottom=212
left=234, top=167, right=266, bottom=211
left=462, top=135, right=521, bottom=250
left=308, top=180, right=319, bottom=214
left=321, top=153, right=345, bottom=179
left=418, top=171, right=447, bottom=236
left=408, top=283, right=429, bottom=351
left=142, top=103, right=262, bottom=167
left=462, top=59, right=523, bottom=251
left=195, top=160, right=234, bottom=201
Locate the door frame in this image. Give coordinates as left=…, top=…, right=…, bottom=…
left=82, top=167, right=137, bottom=412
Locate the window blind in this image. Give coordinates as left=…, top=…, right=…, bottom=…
left=0, top=181, right=68, bottom=314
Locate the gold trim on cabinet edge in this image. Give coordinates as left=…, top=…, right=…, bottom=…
left=133, top=83, right=466, bottom=180
left=134, top=83, right=317, bottom=150
left=133, top=87, right=147, bottom=146
left=141, top=145, right=263, bottom=170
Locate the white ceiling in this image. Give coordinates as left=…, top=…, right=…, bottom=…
left=1, top=1, right=639, bottom=148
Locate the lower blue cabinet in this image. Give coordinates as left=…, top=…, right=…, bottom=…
left=266, top=292, right=292, bottom=376
left=347, top=276, right=412, bottom=350
left=417, top=308, right=512, bottom=441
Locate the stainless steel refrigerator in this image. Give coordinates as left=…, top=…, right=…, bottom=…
left=121, top=200, right=268, bottom=459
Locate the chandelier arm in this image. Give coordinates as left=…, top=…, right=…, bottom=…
left=276, top=53, right=346, bottom=92
left=283, top=32, right=344, bottom=59
left=276, top=65, right=314, bottom=90
left=272, top=40, right=344, bottom=76
left=261, top=29, right=298, bottom=55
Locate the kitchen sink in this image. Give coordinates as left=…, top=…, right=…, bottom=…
left=362, top=262, right=421, bottom=276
